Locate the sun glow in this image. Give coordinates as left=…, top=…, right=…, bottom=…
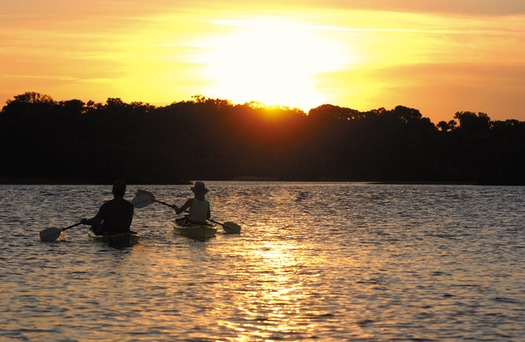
left=200, top=19, right=347, bottom=111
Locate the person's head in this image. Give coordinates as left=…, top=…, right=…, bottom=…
left=112, top=180, right=126, bottom=198
left=191, top=181, right=208, bottom=198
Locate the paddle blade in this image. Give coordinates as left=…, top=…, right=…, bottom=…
left=131, top=192, right=154, bottom=208
left=136, top=189, right=155, bottom=201
left=39, top=228, right=64, bottom=242
left=223, top=222, right=241, bottom=234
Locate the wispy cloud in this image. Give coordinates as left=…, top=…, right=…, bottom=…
left=311, top=0, right=525, bottom=16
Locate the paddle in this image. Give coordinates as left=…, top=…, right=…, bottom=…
left=207, top=218, right=241, bottom=234
left=132, top=189, right=174, bottom=209
left=131, top=189, right=242, bottom=234
left=39, top=222, right=82, bottom=242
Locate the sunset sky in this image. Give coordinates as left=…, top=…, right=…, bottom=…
left=1, top=0, right=524, bottom=123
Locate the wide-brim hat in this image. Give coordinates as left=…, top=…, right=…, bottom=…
left=191, top=181, right=209, bottom=195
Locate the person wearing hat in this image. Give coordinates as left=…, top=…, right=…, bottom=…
left=172, top=181, right=211, bottom=224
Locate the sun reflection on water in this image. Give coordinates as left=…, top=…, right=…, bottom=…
left=219, top=240, right=334, bottom=339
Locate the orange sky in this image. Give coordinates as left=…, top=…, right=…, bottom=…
left=1, top=0, right=524, bottom=123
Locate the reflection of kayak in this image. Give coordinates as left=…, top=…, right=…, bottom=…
left=87, top=230, right=140, bottom=248
left=174, top=218, right=217, bottom=241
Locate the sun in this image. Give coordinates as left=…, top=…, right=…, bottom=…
left=199, top=18, right=346, bottom=111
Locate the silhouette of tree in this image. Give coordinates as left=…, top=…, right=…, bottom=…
left=1, top=92, right=524, bottom=184
left=437, top=120, right=457, bottom=133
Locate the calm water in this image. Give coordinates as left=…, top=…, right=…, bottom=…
left=0, top=182, right=524, bottom=341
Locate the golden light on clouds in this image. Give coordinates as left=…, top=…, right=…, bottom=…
left=198, top=19, right=349, bottom=110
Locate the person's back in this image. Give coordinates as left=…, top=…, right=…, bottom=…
left=188, top=197, right=210, bottom=223
left=99, top=197, right=134, bottom=233
left=81, top=180, right=134, bottom=235
left=173, top=181, right=211, bottom=224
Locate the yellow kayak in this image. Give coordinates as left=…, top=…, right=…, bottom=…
left=174, top=218, right=217, bottom=241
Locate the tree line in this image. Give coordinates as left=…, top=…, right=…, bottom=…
left=1, top=92, right=524, bottom=184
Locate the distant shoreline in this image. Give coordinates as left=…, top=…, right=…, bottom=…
left=1, top=177, right=521, bottom=186
left=0, top=177, right=192, bottom=185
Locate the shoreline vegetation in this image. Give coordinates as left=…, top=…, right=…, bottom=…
left=0, top=176, right=481, bottom=186
left=1, top=92, right=524, bottom=185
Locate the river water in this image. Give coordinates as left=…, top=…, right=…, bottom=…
left=0, top=182, right=524, bottom=341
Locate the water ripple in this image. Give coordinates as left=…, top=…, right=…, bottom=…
left=0, top=183, right=524, bottom=340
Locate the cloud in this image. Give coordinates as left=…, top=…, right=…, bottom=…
left=309, top=0, right=525, bottom=16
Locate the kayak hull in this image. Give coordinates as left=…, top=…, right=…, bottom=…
left=174, top=218, right=216, bottom=241
left=87, top=230, right=140, bottom=248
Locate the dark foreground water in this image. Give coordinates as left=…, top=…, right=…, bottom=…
left=0, top=182, right=524, bottom=341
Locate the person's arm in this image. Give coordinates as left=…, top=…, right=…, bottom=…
left=81, top=205, right=104, bottom=225
left=81, top=215, right=102, bottom=226
left=175, top=199, right=192, bottom=215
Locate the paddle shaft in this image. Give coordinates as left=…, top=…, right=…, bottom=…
left=207, top=218, right=224, bottom=226
left=63, top=222, right=83, bottom=231
left=154, top=199, right=175, bottom=208
left=178, top=206, right=237, bottom=231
